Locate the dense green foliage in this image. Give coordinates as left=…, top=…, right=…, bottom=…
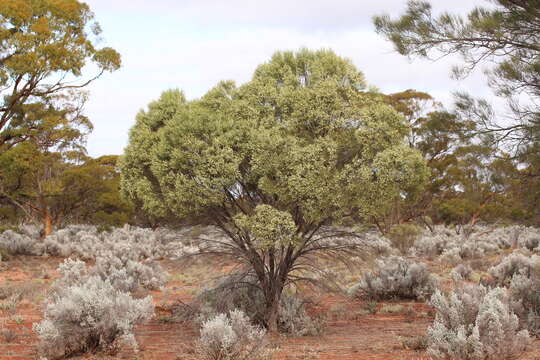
left=120, top=49, right=428, bottom=330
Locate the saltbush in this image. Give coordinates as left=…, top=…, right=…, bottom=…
left=196, top=309, right=269, bottom=360
left=278, top=293, right=325, bottom=336
left=57, top=256, right=165, bottom=295
left=33, top=264, right=154, bottom=359
left=94, top=248, right=166, bottom=292
left=488, top=252, right=540, bottom=286
left=350, top=256, right=437, bottom=301
left=509, top=273, right=540, bottom=335
left=483, top=252, right=540, bottom=334
left=190, top=273, right=324, bottom=336
left=411, top=225, right=540, bottom=263
left=0, top=230, right=37, bottom=255
left=451, top=263, right=473, bottom=282
left=427, top=284, right=530, bottom=360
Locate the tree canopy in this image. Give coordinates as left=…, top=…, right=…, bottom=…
left=0, top=0, right=121, bottom=151
left=120, top=48, right=428, bottom=330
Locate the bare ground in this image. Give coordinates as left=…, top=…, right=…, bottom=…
left=1, top=256, right=539, bottom=360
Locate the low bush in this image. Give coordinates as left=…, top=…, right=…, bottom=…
left=483, top=253, right=540, bottom=335
left=427, top=284, right=530, bottom=360
left=0, top=230, right=37, bottom=255
left=509, top=272, right=540, bottom=335
left=278, top=293, right=325, bottom=336
left=186, top=273, right=324, bottom=336
left=411, top=225, right=540, bottom=262
left=488, top=252, right=540, bottom=286
left=33, top=273, right=153, bottom=359
left=39, top=224, right=200, bottom=261
left=451, top=263, right=473, bottom=282
left=350, top=256, right=437, bottom=301
left=517, top=228, right=540, bottom=252
left=439, top=247, right=462, bottom=266
left=94, top=249, right=166, bottom=292
left=196, top=309, right=269, bottom=360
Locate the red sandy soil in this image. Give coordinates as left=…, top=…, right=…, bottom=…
left=1, top=256, right=539, bottom=360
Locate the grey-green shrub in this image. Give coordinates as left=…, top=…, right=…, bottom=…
left=196, top=309, right=269, bottom=360
left=427, top=284, right=530, bottom=360
left=485, top=253, right=540, bottom=334
left=33, top=264, right=154, bottom=359
left=94, top=249, right=166, bottom=292
left=43, top=225, right=199, bottom=260
left=350, top=256, right=437, bottom=301
left=509, top=272, right=540, bottom=335
left=451, top=263, right=473, bottom=282
left=488, top=253, right=540, bottom=286
left=278, top=293, right=325, bottom=336
left=412, top=225, right=540, bottom=262
left=0, top=230, right=37, bottom=255
left=190, top=273, right=324, bottom=336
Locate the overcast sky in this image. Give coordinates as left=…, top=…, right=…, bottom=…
left=83, top=0, right=493, bottom=157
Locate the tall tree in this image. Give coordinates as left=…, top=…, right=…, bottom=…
left=120, top=49, right=428, bottom=331
left=373, top=0, right=540, bottom=153
left=0, top=0, right=121, bottom=151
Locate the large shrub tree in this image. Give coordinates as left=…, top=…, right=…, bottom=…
left=120, top=49, right=428, bottom=331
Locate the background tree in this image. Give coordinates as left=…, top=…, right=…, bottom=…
left=70, top=155, right=133, bottom=228
left=0, top=147, right=131, bottom=235
left=373, top=0, right=540, bottom=154
left=0, top=0, right=121, bottom=233
left=120, top=49, right=429, bottom=331
left=0, top=0, right=121, bottom=152
left=381, top=89, right=523, bottom=230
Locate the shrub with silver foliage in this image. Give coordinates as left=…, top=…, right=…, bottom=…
left=509, top=273, right=540, bottom=335
left=196, top=309, right=269, bottom=360
left=412, top=225, right=540, bottom=262
left=427, top=284, right=530, bottom=360
left=190, top=273, right=324, bottom=336
left=0, top=230, right=37, bottom=255
left=94, top=247, right=166, bottom=292
left=1, top=224, right=201, bottom=260
left=485, top=253, right=540, bottom=334
left=33, top=261, right=154, bottom=359
left=451, top=263, right=473, bottom=282
left=350, top=256, right=437, bottom=301
left=517, top=229, right=540, bottom=252
left=488, top=252, right=540, bottom=286
left=42, top=225, right=199, bottom=260
left=278, top=293, right=325, bottom=336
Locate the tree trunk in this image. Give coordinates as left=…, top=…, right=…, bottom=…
left=43, top=207, right=53, bottom=238
left=266, top=288, right=282, bottom=333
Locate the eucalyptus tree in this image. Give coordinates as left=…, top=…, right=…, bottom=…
left=120, top=49, right=428, bottom=331
left=0, top=0, right=121, bottom=151
left=374, top=0, right=540, bottom=153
